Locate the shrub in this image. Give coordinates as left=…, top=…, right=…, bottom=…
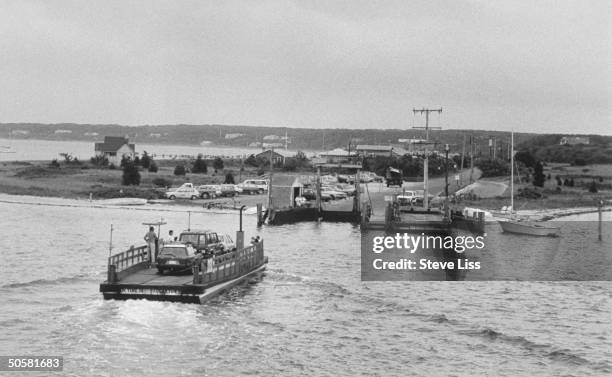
left=588, top=180, right=598, bottom=193
left=213, top=157, right=224, bottom=172
left=90, top=155, right=109, bottom=167
left=174, top=165, right=186, bottom=176
left=122, top=161, right=141, bottom=185
left=109, top=163, right=116, bottom=170
left=141, top=151, right=151, bottom=169
left=148, top=162, right=158, bottom=173
left=245, top=154, right=258, bottom=167
left=192, top=154, right=208, bottom=174
left=50, top=159, right=60, bottom=168
left=152, top=177, right=172, bottom=187
left=533, top=161, right=545, bottom=187
left=573, top=158, right=587, bottom=166
left=224, top=171, right=235, bottom=184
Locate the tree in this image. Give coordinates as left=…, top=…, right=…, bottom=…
left=515, top=150, right=536, bottom=168
left=224, top=171, right=235, bottom=184
left=174, top=165, right=186, bottom=176
left=588, top=180, right=598, bottom=193
left=245, top=154, right=258, bottom=167
left=141, top=151, right=151, bottom=169
left=192, top=154, right=208, bottom=174
left=90, top=155, right=109, bottom=167
left=148, top=162, right=158, bottom=173
left=120, top=155, right=131, bottom=168
left=213, top=157, right=224, bottom=172
left=533, top=161, right=545, bottom=187
left=122, top=161, right=141, bottom=186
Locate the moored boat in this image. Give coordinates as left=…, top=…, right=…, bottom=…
left=498, top=219, right=560, bottom=237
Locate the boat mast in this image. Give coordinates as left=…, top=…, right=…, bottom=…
left=412, top=107, right=442, bottom=211
left=510, top=131, right=514, bottom=212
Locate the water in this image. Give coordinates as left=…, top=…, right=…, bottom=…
left=1, top=199, right=611, bottom=376
left=0, top=138, right=268, bottom=162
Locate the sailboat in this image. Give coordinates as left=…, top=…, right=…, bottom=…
left=497, top=132, right=560, bottom=237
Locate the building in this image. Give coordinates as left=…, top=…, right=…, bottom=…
left=225, top=133, right=244, bottom=139
left=255, top=149, right=296, bottom=165
left=269, top=174, right=305, bottom=209
left=263, top=135, right=282, bottom=141
left=316, top=148, right=359, bottom=164
left=94, top=136, right=136, bottom=165
left=560, top=136, right=590, bottom=145
left=355, top=145, right=408, bottom=158
left=54, top=129, right=72, bottom=134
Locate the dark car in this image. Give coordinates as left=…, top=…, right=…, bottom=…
left=156, top=244, right=203, bottom=274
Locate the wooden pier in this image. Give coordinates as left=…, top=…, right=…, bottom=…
left=100, top=241, right=267, bottom=304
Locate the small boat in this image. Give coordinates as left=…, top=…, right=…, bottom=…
left=498, top=218, right=560, bottom=237
left=497, top=132, right=560, bottom=237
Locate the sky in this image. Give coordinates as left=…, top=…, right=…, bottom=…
left=1, top=0, right=610, bottom=134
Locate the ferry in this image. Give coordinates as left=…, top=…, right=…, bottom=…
left=99, top=215, right=267, bottom=303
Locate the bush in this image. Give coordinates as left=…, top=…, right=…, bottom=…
left=109, top=163, right=116, bottom=170
left=533, top=161, right=545, bottom=187
left=573, top=158, right=587, bottom=166
left=152, top=177, right=171, bottom=187
left=122, top=161, right=141, bottom=186
left=141, top=151, right=151, bottom=169
left=174, top=165, right=186, bottom=176
left=245, top=154, right=258, bottom=167
left=49, top=159, right=60, bottom=168
left=224, top=171, right=235, bottom=184
left=588, top=180, right=598, bottom=193
left=90, top=155, right=109, bottom=167
left=213, top=157, right=224, bottom=172
left=192, top=154, right=208, bottom=174
left=148, top=162, right=158, bottom=173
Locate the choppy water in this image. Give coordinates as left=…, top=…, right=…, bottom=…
left=1, top=200, right=611, bottom=376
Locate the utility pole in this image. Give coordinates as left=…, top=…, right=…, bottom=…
left=412, top=107, right=442, bottom=211
left=469, top=135, right=474, bottom=184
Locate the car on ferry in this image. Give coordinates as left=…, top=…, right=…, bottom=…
left=179, top=230, right=234, bottom=256
left=156, top=243, right=204, bottom=275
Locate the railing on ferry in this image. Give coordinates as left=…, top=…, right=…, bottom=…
left=107, top=245, right=149, bottom=282
left=193, top=241, right=265, bottom=285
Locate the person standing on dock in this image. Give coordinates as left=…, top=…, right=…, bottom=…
left=144, top=226, right=158, bottom=263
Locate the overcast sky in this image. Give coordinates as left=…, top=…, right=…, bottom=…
left=1, top=1, right=610, bottom=134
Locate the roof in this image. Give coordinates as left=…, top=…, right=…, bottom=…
left=94, top=136, right=134, bottom=152
left=256, top=149, right=296, bottom=158
left=356, top=145, right=393, bottom=151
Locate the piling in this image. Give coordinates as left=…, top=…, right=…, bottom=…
left=598, top=199, right=603, bottom=241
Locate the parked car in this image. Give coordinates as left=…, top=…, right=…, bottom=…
left=156, top=243, right=203, bottom=274
left=333, top=183, right=356, bottom=196
left=218, top=184, right=240, bottom=197
left=165, top=183, right=200, bottom=200
left=238, top=179, right=268, bottom=192
left=239, top=184, right=263, bottom=195
left=197, top=184, right=222, bottom=199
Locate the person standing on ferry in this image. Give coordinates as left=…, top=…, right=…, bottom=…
left=144, top=226, right=158, bottom=263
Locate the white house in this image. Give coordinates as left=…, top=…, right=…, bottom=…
left=94, top=136, right=136, bottom=165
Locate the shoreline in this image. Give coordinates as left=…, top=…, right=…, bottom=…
left=1, top=192, right=609, bottom=221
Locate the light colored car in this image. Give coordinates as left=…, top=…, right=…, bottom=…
left=238, top=179, right=268, bottom=192
left=165, top=183, right=200, bottom=200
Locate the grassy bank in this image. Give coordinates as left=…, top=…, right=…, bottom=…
left=0, top=159, right=268, bottom=200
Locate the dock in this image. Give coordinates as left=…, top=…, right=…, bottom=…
left=100, top=241, right=267, bottom=304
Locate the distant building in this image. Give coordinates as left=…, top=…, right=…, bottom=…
left=269, top=174, right=305, bottom=209
left=54, top=129, right=72, bottom=134
left=225, top=133, right=244, bottom=139
left=248, top=141, right=262, bottom=148
left=11, top=130, right=29, bottom=135
left=149, top=133, right=161, bottom=138
left=317, top=148, right=359, bottom=164
left=199, top=140, right=212, bottom=146
left=560, top=136, right=590, bottom=145
left=94, top=136, right=135, bottom=165
left=263, top=135, right=282, bottom=141
left=355, top=145, right=407, bottom=158
left=84, top=132, right=99, bottom=137
left=262, top=142, right=284, bottom=149
left=256, top=149, right=295, bottom=165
